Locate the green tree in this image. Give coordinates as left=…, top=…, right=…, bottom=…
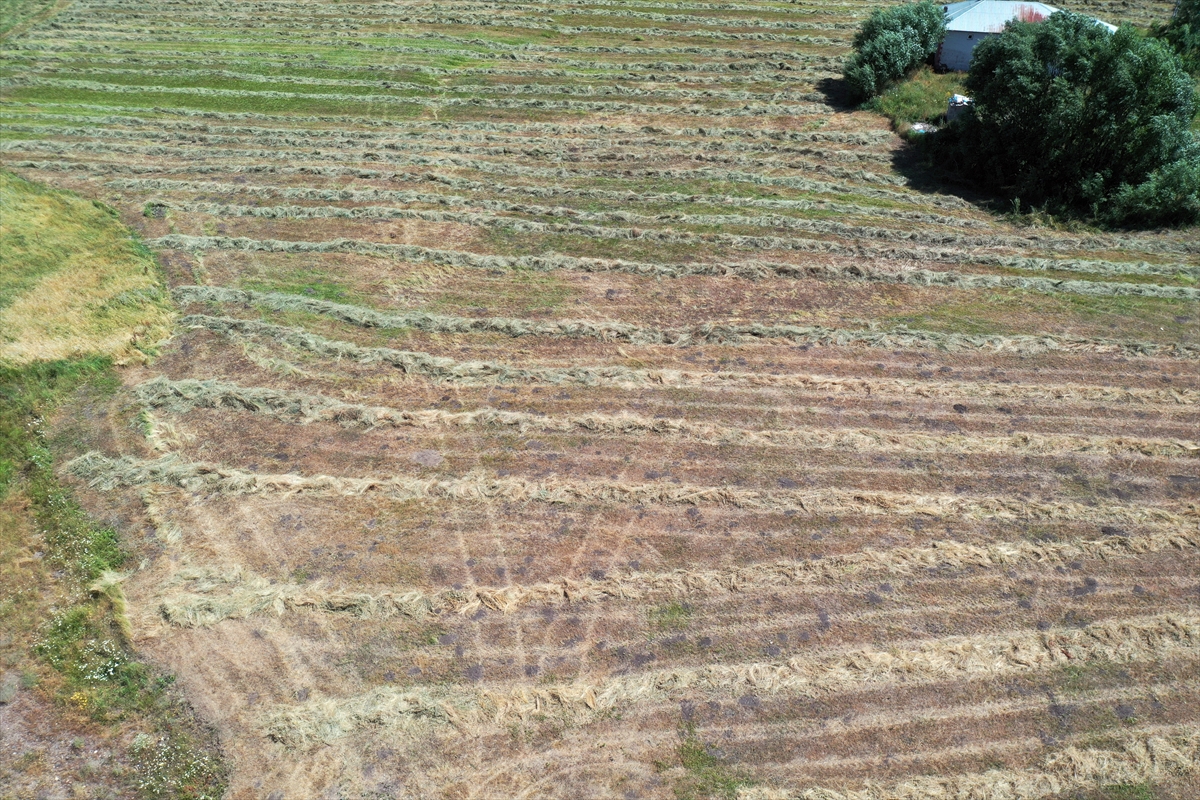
left=1158, top=0, right=1199, bottom=74
left=844, top=0, right=946, bottom=101
left=944, top=11, right=1200, bottom=226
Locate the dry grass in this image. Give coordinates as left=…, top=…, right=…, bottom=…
left=156, top=527, right=1200, bottom=626
left=181, top=315, right=1199, bottom=405
left=260, top=615, right=1200, bottom=742
left=174, top=285, right=1200, bottom=359
left=133, top=375, right=1200, bottom=458
left=65, top=451, right=1200, bottom=530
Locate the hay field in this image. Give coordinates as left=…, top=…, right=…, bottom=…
left=3, top=0, right=1199, bottom=797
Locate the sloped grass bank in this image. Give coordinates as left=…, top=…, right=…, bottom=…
left=0, top=170, right=173, bottom=366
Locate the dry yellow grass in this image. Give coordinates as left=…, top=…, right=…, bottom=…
left=0, top=170, right=173, bottom=365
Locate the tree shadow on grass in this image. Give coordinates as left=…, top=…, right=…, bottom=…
left=814, top=76, right=856, bottom=113
left=888, top=135, right=999, bottom=211
left=816, top=76, right=997, bottom=210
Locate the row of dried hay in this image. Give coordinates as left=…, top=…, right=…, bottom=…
left=741, top=727, right=1200, bottom=800
left=157, top=527, right=1200, bottom=626
left=260, top=615, right=1200, bottom=743
left=182, top=314, right=1200, bottom=404
left=67, top=451, right=1199, bottom=528
left=134, top=375, right=1200, bottom=457
left=148, top=235, right=1200, bottom=301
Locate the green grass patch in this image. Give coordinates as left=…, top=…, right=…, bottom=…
left=1102, top=785, right=1158, bottom=800
left=867, top=65, right=965, bottom=132
left=1, top=170, right=174, bottom=365
left=882, top=287, right=1197, bottom=341
left=242, top=275, right=365, bottom=304
left=649, top=601, right=693, bottom=631
left=667, top=727, right=754, bottom=800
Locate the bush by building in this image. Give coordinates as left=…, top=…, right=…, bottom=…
left=938, top=11, right=1200, bottom=227
left=844, top=0, right=947, bottom=101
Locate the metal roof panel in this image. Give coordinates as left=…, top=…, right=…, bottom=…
left=943, top=1, right=1063, bottom=33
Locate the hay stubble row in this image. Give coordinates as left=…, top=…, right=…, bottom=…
left=5, top=0, right=1198, bottom=797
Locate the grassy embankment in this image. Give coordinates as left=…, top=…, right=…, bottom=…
left=0, top=170, right=225, bottom=798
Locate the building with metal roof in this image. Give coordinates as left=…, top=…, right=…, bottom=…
left=934, top=1, right=1118, bottom=71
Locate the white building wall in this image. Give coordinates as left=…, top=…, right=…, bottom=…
left=938, top=30, right=991, bottom=71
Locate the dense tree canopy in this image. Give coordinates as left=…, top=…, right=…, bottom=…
left=843, top=0, right=946, bottom=101
left=1158, top=0, right=1199, bottom=73
left=943, top=11, right=1200, bottom=226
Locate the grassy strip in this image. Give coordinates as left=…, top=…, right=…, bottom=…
left=0, top=358, right=226, bottom=798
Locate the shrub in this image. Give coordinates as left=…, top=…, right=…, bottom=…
left=943, top=12, right=1200, bottom=227
left=843, top=0, right=946, bottom=101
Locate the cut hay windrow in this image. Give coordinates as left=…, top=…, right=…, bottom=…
left=180, top=314, right=1200, bottom=404
left=24, top=121, right=888, bottom=171
left=166, top=201, right=1200, bottom=279
left=641, top=684, right=1200, bottom=760
left=109, top=174, right=990, bottom=230
left=49, top=110, right=894, bottom=145
left=0, top=105, right=896, bottom=146
left=21, top=67, right=833, bottom=104
left=5, top=50, right=846, bottom=79
left=63, top=0, right=862, bottom=20
left=20, top=18, right=849, bottom=43
left=56, top=6, right=860, bottom=33
left=8, top=34, right=841, bottom=60
left=740, top=728, right=1200, bottom=800
left=259, top=615, right=1200, bottom=742
left=174, top=286, right=1199, bottom=358
left=1, top=78, right=835, bottom=118
left=107, top=171, right=1200, bottom=253
left=34, top=13, right=852, bottom=38
left=13, top=116, right=870, bottom=148
left=4, top=132, right=964, bottom=208
left=66, top=451, right=1199, bottom=529
left=7, top=137, right=910, bottom=194
left=12, top=156, right=961, bottom=211
left=25, top=123, right=894, bottom=168
left=133, top=375, right=1200, bottom=458
left=148, top=236, right=1200, bottom=301
left=157, top=528, right=1200, bottom=626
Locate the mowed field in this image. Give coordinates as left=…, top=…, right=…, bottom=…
left=3, top=0, right=1200, bottom=798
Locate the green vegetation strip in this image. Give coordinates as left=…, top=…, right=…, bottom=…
left=0, top=359, right=225, bottom=798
